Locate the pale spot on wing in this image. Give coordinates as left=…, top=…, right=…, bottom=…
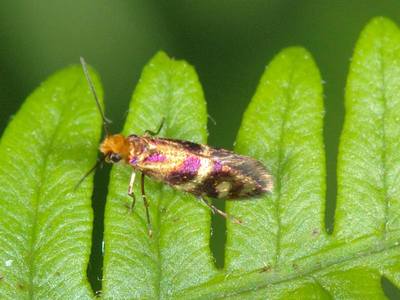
left=216, top=181, right=232, bottom=198
left=176, top=182, right=197, bottom=191
left=239, top=183, right=256, bottom=196
left=196, top=157, right=213, bottom=182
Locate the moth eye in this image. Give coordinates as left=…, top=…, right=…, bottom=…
left=109, top=153, right=121, bottom=163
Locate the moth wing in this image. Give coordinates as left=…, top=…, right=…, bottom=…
left=150, top=137, right=273, bottom=198
left=212, top=149, right=273, bottom=191
left=209, top=148, right=273, bottom=198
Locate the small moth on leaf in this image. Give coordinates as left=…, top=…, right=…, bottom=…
left=78, top=57, right=273, bottom=237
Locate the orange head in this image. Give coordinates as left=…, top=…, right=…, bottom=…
left=100, top=134, right=130, bottom=163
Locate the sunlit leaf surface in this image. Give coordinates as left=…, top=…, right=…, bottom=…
left=0, top=66, right=102, bottom=298
left=102, top=52, right=214, bottom=298
left=1, top=17, right=400, bottom=300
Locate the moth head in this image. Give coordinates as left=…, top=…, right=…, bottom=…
left=100, top=134, right=130, bottom=163
left=76, top=57, right=132, bottom=190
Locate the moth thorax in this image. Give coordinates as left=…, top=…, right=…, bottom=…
left=100, top=134, right=130, bottom=159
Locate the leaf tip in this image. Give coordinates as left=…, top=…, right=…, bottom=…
left=277, top=46, right=314, bottom=63
left=361, top=16, right=399, bottom=38
left=150, top=50, right=195, bottom=71
left=152, top=50, right=170, bottom=61
left=367, top=16, right=397, bottom=28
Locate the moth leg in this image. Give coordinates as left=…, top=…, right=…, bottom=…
left=141, top=173, right=153, bottom=237
left=207, top=113, right=217, bottom=126
left=199, top=197, right=242, bottom=224
left=127, top=171, right=136, bottom=212
left=144, top=117, right=165, bottom=136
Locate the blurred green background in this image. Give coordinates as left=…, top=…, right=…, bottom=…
left=1, top=0, right=400, bottom=294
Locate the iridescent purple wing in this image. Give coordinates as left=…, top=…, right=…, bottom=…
left=151, top=138, right=273, bottom=199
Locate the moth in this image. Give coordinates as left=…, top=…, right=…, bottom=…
left=79, top=57, right=273, bottom=236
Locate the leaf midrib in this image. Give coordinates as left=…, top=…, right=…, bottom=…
left=27, top=80, right=79, bottom=298
left=176, top=233, right=400, bottom=298
left=378, top=44, right=390, bottom=237
left=274, top=63, right=296, bottom=267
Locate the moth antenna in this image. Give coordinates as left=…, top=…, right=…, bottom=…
left=74, top=157, right=105, bottom=191
left=80, top=57, right=111, bottom=136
